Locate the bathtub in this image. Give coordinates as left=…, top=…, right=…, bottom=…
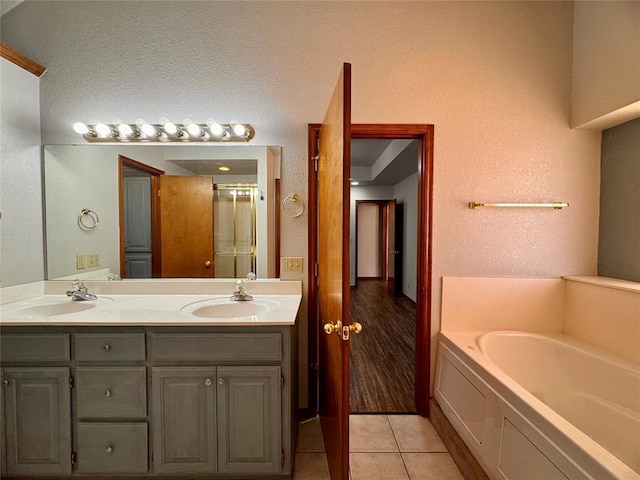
left=434, top=331, right=640, bottom=480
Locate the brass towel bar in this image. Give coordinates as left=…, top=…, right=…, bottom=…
left=468, top=202, right=569, bottom=210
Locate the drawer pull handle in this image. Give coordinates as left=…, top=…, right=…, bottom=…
left=103, top=344, right=111, bottom=352
left=218, top=378, right=225, bottom=385
left=204, top=378, right=213, bottom=386
left=105, top=389, right=112, bottom=397
left=106, top=445, right=113, bottom=453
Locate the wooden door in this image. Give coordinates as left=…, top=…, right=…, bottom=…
left=151, top=367, right=217, bottom=474
left=3, top=368, right=71, bottom=476
left=318, top=63, right=351, bottom=480
left=217, top=366, right=281, bottom=474
left=159, top=175, right=215, bottom=277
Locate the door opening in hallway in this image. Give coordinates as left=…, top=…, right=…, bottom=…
left=349, top=138, right=419, bottom=413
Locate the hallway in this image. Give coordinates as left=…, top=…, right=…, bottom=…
left=350, top=280, right=416, bottom=413
left=293, top=415, right=464, bottom=479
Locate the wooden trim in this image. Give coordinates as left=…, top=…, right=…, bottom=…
left=307, top=124, right=320, bottom=414
left=0, top=42, right=46, bottom=77
left=308, top=123, right=434, bottom=417
left=275, top=178, right=281, bottom=277
left=118, top=156, right=164, bottom=278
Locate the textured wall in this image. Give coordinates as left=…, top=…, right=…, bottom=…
left=2, top=1, right=602, bottom=401
left=394, top=172, right=418, bottom=302
left=598, top=118, right=640, bottom=282
left=572, top=1, right=640, bottom=128
left=0, top=58, right=44, bottom=286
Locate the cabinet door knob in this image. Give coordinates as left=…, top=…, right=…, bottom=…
left=204, top=378, right=213, bottom=386
left=106, top=445, right=113, bottom=453
left=205, top=260, right=212, bottom=268
left=218, top=378, right=225, bottom=385
left=1, top=379, right=8, bottom=386
left=105, top=389, right=112, bottom=397
left=103, top=344, right=111, bottom=351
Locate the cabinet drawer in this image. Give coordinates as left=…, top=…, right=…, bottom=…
left=75, top=333, right=145, bottom=361
left=76, top=422, right=148, bottom=473
left=150, top=333, right=281, bottom=362
left=76, top=367, right=147, bottom=418
left=1, top=334, right=69, bottom=362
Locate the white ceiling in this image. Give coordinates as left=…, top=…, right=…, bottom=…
left=351, top=138, right=419, bottom=187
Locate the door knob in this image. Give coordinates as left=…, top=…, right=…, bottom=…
left=205, top=260, right=212, bottom=268
left=323, top=320, right=342, bottom=335
left=349, top=322, right=363, bottom=334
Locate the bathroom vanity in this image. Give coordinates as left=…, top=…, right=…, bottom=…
left=0, top=280, right=301, bottom=480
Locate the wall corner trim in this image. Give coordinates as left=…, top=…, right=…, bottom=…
left=0, top=42, right=46, bottom=77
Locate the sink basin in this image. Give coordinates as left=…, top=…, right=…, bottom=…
left=11, top=297, right=113, bottom=319
left=182, top=298, right=280, bottom=319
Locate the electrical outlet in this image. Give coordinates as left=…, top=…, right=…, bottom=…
left=87, top=253, right=100, bottom=268
left=281, top=257, right=303, bottom=274
left=76, top=254, right=86, bottom=269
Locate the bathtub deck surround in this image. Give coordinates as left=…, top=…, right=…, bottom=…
left=436, top=275, right=640, bottom=480
left=0, top=279, right=301, bottom=478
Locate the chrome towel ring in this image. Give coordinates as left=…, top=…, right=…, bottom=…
left=78, top=208, right=99, bottom=230
left=282, top=193, right=304, bottom=218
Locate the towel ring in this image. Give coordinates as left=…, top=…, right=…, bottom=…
left=78, top=208, right=99, bottom=230
left=282, top=193, right=304, bottom=218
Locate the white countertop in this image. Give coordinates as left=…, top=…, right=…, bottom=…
left=0, top=280, right=302, bottom=327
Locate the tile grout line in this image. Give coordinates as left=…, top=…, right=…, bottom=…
left=386, top=415, right=413, bottom=480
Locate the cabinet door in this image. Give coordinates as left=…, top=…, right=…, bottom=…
left=3, top=367, right=71, bottom=476
left=151, top=367, right=217, bottom=474
left=1, top=369, right=6, bottom=475
left=217, top=366, right=281, bottom=474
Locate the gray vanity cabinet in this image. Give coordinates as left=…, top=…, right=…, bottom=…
left=151, top=367, right=218, bottom=474
left=2, top=367, right=72, bottom=476
left=217, top=366, right=281, bottom=474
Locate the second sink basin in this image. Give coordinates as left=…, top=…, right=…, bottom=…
left=182, top=298, right=280, bottom=319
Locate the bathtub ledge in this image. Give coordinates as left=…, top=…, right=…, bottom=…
left=563, top=275, right=640, bottom=293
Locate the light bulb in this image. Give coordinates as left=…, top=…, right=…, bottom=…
left=162, top=119, right=177, bottom=135
left=118, top=124, right=133, bottom=136
left=187, top=123, right=201, bottom=136
left=95, top=123, right=111, bottom=136
left=207, top=119, right=224, bottom=136
left=141, top=123, right=156, bottom=136
left=73, top=122, right=89, bottom=135
left=135, top=118, right=146, bottom=127
left=232, top=122, right=246, bottom=136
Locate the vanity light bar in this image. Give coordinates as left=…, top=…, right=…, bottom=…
left=73, top=121, right=255, bottom=143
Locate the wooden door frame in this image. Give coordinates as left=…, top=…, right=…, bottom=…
left=308, top=124, right=434, bottom=417
left=118, top=156, right=164, bottom=278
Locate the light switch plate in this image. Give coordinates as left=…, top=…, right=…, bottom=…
left=87, top=253, right=99, bottom=267
left=281, top=257, right=303, bottom=274
left=76, top=254, right=86, bottom=269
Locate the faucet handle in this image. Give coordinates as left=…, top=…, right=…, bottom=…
left=246, top=272, right=256, bottom=281
left=234, top=279, right=244, bottom=292
left=72, top=280, right=88, bottom=292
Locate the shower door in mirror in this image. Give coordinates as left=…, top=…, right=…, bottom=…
left=213, top=185, right=257, bottom=278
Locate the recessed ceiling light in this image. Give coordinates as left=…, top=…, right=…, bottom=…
left=218, top=166, right=230, bottom=172
left=351, top=181, right=360, bottom=186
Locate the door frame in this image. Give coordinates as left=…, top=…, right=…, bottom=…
left=118, top=155, right=163, bottom=278
left=308, top=124, right=434, bottom=416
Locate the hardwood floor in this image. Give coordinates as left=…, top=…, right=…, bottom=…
left=349, top=279, right=416, bottom=413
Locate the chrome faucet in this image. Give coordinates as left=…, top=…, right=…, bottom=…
left=230, top=279, right=253, bottom=301
left=66, top=280, right=98, bottom=301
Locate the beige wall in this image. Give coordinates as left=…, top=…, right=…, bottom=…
left=2, top=1, right=603, bottom=406
left=356, top=203, right=380, bottom=278
left=572, top=1, right=640, bottom=129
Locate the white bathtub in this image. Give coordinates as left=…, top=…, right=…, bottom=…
left=435, top=331, right=640, bottom=480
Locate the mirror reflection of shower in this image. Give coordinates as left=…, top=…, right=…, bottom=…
left=213, top=184, right=257, bottom=278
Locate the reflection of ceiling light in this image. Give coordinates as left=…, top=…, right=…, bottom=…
left=351, top=181, right=360, bottom=186
left=218, top=166, right=230, bottom=172
left=73, top=118, right=255, bottom=143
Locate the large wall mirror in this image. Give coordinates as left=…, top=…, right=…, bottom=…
left=43, top=145, right=281, bottom=280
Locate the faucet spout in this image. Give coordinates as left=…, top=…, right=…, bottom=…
left=66, top=280, right=98, bottom=301
left=230, top=279, right=253, bottom=301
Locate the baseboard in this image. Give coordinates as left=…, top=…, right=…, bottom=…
left=429, top=398, right=491, bottom=480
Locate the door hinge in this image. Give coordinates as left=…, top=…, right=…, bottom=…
left=71, top=451, right=77, bottom=466
left=312, top=155, right=319, bottom=172
left=281, top=449, right=285, bottom=468
left=280, top=375, right=285, bottom=387
left=69, top=376, right=74, bottom=389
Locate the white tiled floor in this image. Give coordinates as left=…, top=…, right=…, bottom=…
left=293, top=415, right=464, bottom=480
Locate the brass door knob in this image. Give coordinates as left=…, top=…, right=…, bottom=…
left=349, top=322, right=363, bottom=334
left=323, top=320, right=342, bottom=335
left=205, top=260, right=212, bottom=268
left=204, top=378, right=213, bottom=386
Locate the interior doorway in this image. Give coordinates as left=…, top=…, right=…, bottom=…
left=308, top=124, right=434, bottom=417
